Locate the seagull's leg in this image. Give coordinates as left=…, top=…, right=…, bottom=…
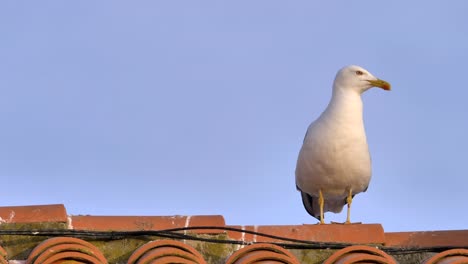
left=319, top=189, right=325, bottom=224
left=345, top=189, right=353, bottom=224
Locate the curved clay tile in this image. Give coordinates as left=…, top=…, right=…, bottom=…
left=422, top=248, right=468, bottom=264
left=25, top=237, right=107, bottom=264
left=323, top=245, right=397, bottom=264
left=127, top=239, right=207, bottom=264
left=225, top=243, right=300, bottom=264
left=0, top=245, right=7, bottom=264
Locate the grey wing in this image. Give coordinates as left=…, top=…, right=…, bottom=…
left=297, top=185, right=321, bottom=220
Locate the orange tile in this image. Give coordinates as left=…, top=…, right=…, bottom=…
left=70, top=215, right=225, bottom=233
left=128, top=240, right=206, bottom=264
left=26, top=237, right=107, bottom=264
left=0, top=204, right=67, bottom=224
left=323, top=245, right=397, bottom=264
left=0, top=246, right=6, bottom=264
left=227, top=224, right=385, bottom=244
left=225, top=243, right=300, bottom=264
left=422, top=248, right=468, bottom=264
left=385, top=230, right=468, bottom=248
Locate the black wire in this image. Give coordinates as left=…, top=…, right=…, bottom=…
left=162, top=226, right=353, bottom=248
left=0, top=226, right=465, bottom=254
left=0, top=227, right=351, bottom=248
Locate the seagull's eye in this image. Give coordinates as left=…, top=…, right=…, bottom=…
left=355, top=70, right=364, bottom=76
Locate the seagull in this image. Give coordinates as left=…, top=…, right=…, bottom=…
left=295, top=65, right=390, bottom=224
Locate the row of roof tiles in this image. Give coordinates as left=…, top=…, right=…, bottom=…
left=1, top=236, right=468, bottom=263
left=0, top=204, right=467, bottom=263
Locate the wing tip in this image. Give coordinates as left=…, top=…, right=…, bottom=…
left=299, top=188, right=321, bottom=221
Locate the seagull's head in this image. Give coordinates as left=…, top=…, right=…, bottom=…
left=333, top=65, right=391, bottom=94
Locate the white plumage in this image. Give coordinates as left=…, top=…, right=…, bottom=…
left=295, top=65, right=390, bottom=224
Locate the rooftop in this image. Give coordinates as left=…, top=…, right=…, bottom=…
left=0, top=204, right=467, bottom=263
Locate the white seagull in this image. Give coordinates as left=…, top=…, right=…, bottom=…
left=295, top=65, right=390, bottom=224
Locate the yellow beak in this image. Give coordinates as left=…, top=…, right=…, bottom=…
left=368, top=79, right=391, bottom=91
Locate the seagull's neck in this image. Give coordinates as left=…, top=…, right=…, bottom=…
left=322, top=85, right=364, bottom=125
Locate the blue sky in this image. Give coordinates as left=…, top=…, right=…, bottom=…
left=1, top=1, right=467, bottom=232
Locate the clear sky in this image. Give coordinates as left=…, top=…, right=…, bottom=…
left=1, top=1, right=467, bottom=232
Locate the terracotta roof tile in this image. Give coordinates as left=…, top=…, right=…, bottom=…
left=70, top=215, right=225, bottom=234
left=0, top=246, right=6, bottom=264
left=0, top=204, right=467, bottom=264
left=422, top=248, right=468, bottom=264
left=26, top=237, right=107, bottom=264
left=225, top=243, right=300, bottom=264
left=227, top=224, right=385, bottom=244
left=0, top=204, right=67, bottom=224
left=385, top=230, right=468, bottom=248
left=128, top=240, right=206, bottom=264
left=323, top=245, right=397, bottom=264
